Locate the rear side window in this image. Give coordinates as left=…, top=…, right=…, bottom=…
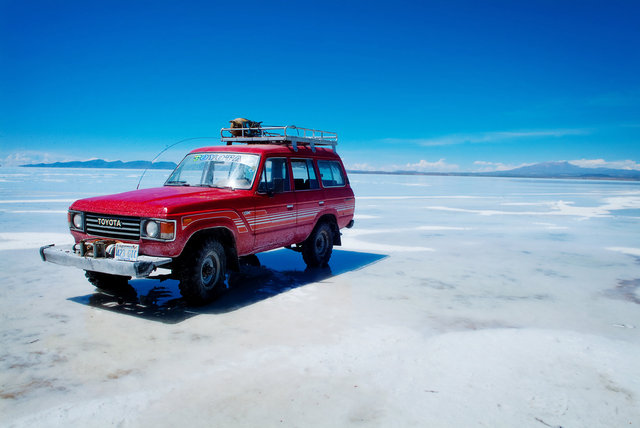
left=291, top=159, right=320, bottom=191
left=318, top=160, right=346, bottom=187
left=258, top=158, right=290, bottom=193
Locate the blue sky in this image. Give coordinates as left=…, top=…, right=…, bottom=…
left=1, top=0, right=639, bottom=171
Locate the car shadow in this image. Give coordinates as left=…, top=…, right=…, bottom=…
left=68, top=249, right=387, bottom=324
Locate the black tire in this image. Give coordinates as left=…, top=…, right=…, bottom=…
left=178, top=238, right=227, bottom=305
left=302, top=222, right=334, bottom=268
left=85, top=270, right=131, bottom=291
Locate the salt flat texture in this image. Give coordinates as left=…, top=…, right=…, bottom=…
left=1, top=168, right=640, bottom=427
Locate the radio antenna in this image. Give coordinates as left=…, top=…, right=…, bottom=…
left=136, top=136, right=218, bottom=190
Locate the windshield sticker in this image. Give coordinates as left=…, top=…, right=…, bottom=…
left=193, top=154, right=242, bottom=162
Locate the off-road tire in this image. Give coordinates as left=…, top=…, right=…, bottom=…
left=302, top=222, right=334, bottom=268
left=178, top=238, right=227, bottom=305
left=85, top=270, right=131, bottom=291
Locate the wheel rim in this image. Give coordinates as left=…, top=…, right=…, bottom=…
left=315, top=230, right=329, bottom=257
left=200, top=253, right=220, bottom=289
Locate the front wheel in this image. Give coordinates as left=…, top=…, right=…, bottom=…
left=178, top=238, right=227, bottom=305
left=302, top=222, right=334, bottom=268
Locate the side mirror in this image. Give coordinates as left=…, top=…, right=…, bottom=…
left=257, top=182, right=275, bottom=197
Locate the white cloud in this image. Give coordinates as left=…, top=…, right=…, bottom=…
left=379, top=128, right=590, bottom=147
left=401, top=159, right=459, bottom=172
left=1, top=151, right=68, bottom=167
left=1, top=151, right=125, bottom=167
left=345, top=159, right=458, bottom=172
left=569, top=159, right=640, bottom=171
left=472, top=161, right=532, bottom=172
left=345, top=162, right=382, bottom=171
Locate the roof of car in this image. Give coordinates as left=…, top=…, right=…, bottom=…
left=190, top=144, right=342, bottom=159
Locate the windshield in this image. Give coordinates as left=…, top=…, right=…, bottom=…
left=165, top=153, right=260, bottom=189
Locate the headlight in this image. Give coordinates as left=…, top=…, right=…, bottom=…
left=141, top=219, right=175, bottom=241
left=69, top=211, right=84, bottom=231
left=145, top=220, right=160, bottom=238
left=73, top=214, right=83, bottom=229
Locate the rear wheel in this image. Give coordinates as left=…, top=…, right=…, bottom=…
left=178, top=238, right=227, bottom=305
left=302, top=222, right=334, bottom=268
left=85, top=271, right=131, bottom=291
left=239, top=254, right=261, bottom=267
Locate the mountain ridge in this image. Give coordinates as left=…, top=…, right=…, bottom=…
left=485, top=161, right=639, bottom=178
left=351, top=161, right=640, bottom=180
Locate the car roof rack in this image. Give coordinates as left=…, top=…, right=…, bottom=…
left=220, top=125, right=338, bottom=152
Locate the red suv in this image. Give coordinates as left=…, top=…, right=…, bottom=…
left=41, top=125, right=355, bottom=305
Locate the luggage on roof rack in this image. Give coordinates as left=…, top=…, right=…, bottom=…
left=229, top=118, right=263, bottom=137
left=220, top=125, right=338, bottom=152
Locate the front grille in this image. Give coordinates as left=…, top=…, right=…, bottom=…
left=85, top=213, right=140, bottom=240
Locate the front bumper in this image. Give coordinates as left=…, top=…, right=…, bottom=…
left=40, top=244, right=172, bottom=278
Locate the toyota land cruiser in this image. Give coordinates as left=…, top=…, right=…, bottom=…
left=40, top=124, right=355, bottom=305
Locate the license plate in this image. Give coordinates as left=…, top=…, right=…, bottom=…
left=114, top=243, right=139, bottom=261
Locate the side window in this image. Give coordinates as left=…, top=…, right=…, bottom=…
left=317, top=160, right=345, bottom=187
left=258, top=158, right=290, bottom=193
left=291, top=159, right=320, bottom=191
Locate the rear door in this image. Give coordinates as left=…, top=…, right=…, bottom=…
left=251, top=157, right=297, bottom=251
left=292, top=158, right=324, bottom=242
left=317, top=159, right=355, bottom=228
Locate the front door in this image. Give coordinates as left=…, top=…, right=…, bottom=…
left=251, top=157, right=296, bottom=251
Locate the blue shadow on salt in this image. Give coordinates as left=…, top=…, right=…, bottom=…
left=68, top=249, right=386, bottom=324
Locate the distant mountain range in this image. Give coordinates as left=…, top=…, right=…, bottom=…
left=19, top=159, right=640, bottom=180
left=21, top=159, right=178, bottom=170
left=351, top=161, right=640, bottom=180
left=482, top=161, right=640, bottom=179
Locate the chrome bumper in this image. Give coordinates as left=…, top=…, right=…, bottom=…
left=40, top=244, right=172, bottom=278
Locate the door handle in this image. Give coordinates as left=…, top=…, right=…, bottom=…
left=318, top=201, right=325, bottom=206
left=286, top=204, right=294, bottom=209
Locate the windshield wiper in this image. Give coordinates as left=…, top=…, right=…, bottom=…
left=200, top=184, right=235, bottom=190
left=165, top=180, right=190, bottom=186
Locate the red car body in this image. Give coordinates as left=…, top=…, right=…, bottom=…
left=69, top=144, right=355, bottom=261
left=41, top=132, right=355, bottom=305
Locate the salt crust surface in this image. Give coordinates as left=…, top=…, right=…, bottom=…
left=1, top=169, right=640, bottom=427
left=0, top=233, right=73, bottom=251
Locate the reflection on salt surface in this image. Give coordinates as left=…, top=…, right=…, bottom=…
left=68, top=249, right=386, bottom=324
left=613, top=208, right=640, bottom=217
left=605, top=278, right=640, bottom=305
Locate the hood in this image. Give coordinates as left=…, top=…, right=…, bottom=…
left=70, top=186, right=252, bottom=217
